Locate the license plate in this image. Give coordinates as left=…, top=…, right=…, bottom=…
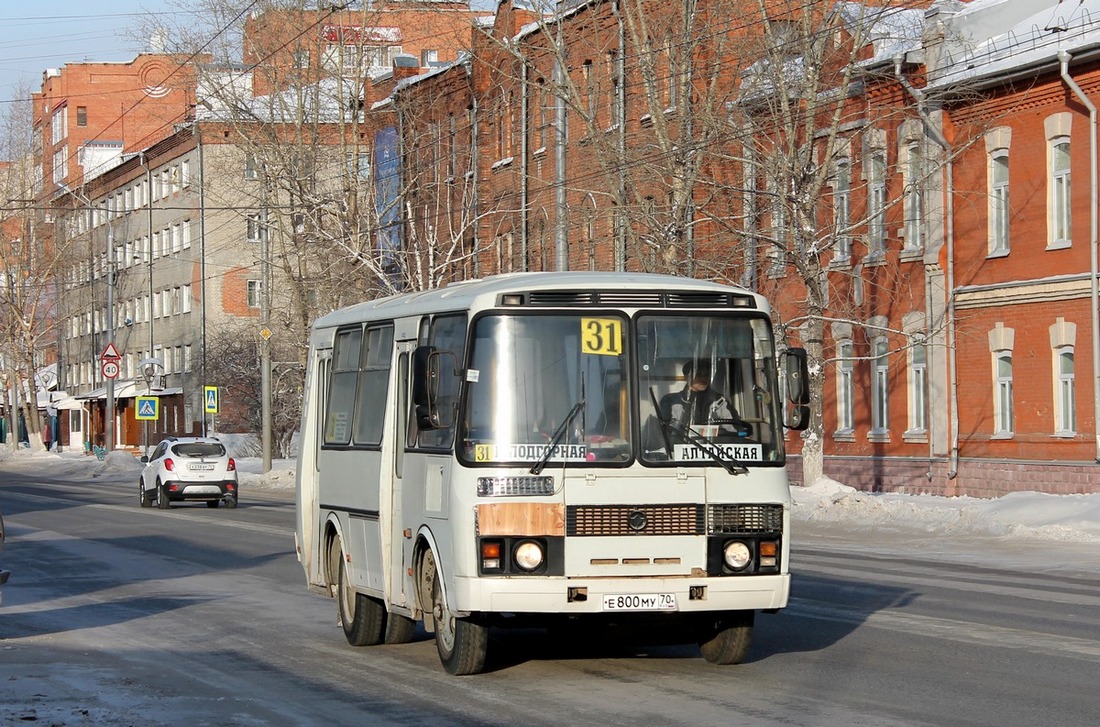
left=190, top=463, right=215, bottom=471
left=602, top=593, right=678, bottom=612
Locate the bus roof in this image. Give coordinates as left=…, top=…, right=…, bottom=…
left=312, top=272, right=766, bottom=331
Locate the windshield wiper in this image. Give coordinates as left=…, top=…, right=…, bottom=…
left=648, top=388, right=674, bottom=457
left=663, top=419, right=749, bottom=475
left=530, top=400, right=585, bottom=475
left=648, top=387, right=747, bottom=475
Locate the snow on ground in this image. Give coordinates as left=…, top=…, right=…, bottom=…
left=3, top=445, right=1099, bottom=548
left=794, top=476, right=1100, bottom=543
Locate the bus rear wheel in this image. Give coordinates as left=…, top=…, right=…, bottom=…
left=337, top=545, right=385, bottom=646
left=430, top=563, right=487, bottom=675
left=385, top=613, right=417, bottom=644
left=698, top=610, right=754, bottom=665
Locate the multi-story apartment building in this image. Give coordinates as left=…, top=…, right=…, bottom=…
left=49, top=4, right=478, bottom=452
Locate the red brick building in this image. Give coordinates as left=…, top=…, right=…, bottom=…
left=389, top=0, right=1100, bottom=497
left=32, top=54, right=201, bottom=196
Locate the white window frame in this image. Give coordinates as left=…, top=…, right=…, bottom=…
left=994, top=352, right=1014, bottom=436
left=247, top=280, right=263, bottom=309
left=990, top=150, right=1010, bottom=255
left=246, top=214, right=265, bottom=243
left=907, top=343, right=927, bottom=433
left=1050, top=138, right=1071, bottom=247
left=903, top=141, right=923, bottom=250
left=833, top=158, right=851, bottom=262
left=836, top=340, right=854, bottom=433
left=51, top=106, right=68, bottom=144
left=1054, top=347, right=1076, bottom=435
left=871, top=338, right=889, bottom=434
left=868, top=151, right=887, bottom=258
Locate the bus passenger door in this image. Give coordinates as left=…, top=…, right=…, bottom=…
left=391, top=342, right=415, bottom=609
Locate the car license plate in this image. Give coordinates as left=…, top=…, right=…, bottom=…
left=602, top=593, right=678, bottom=612
left=190, top=463, right=215, bottom=471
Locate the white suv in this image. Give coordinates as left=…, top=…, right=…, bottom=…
left=139, top=437, right=239, bottom=509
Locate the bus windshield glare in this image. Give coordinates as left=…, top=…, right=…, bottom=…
left=458, top=313, right=784, bottom=467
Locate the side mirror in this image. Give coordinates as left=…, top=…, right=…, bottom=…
left=780, top=347, right=810, bottom=431
left=140, top=455, right=149, bottom=463
left=411, top=346, right=457, bottom=430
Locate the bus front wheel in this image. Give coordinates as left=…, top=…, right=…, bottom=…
left=698, top=610, right=754, bottom=665
left=431, top=566, right=488, bottom=675
left=337, top=546, right=385, bottom=646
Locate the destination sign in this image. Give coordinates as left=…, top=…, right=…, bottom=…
left=672, top=443, right=764, bottom=462
left=474, top=442, right=589, bottom=463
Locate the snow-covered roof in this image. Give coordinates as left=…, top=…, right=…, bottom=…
left=927, top=0, right=1100, bottom=90
left=837, top=1, right=925, bottom=67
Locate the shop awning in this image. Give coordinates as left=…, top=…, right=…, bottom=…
left=76, top=383, right=184, bottom=400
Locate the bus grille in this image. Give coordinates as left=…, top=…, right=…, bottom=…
left=567, top=504, right=705, bottom=536
left=707, top=504, right=784, bottom=534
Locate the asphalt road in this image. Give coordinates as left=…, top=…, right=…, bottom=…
left=2, top=464, right=1098, bottom=726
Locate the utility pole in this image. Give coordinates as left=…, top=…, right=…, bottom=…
left=260, top=216, right=272, bottom=474
left=105, top=218, right=115, bottom=452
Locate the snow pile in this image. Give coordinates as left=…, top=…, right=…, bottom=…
left=793, top=476, right=1100, bottom=543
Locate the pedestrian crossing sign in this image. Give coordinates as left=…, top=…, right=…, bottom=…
left=204, top=386, right=219, bottom=414
left=135, top=396, right=159, bottom=421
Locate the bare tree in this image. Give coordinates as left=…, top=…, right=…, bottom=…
left=203, top=319, right=301, bottom=456
left=128, top=1, right=490, bottom=443
left=0, top=83, right=66, bottom=451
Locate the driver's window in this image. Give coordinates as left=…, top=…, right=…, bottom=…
left=415, top=313, right=467, bottom=449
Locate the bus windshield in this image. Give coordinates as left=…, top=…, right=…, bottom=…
left=460, top=314, right=631, bottom=465
left=458, top=312, right=784, bottom=467
left=636, top=314, right=784, bottom=466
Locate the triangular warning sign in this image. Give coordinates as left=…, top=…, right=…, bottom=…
left=101, top=343, right=121, bottom=361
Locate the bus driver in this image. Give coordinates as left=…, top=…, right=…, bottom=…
left=659, top=360, right=749, bottom=437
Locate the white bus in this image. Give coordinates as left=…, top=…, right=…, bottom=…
left=295, top=272, right=809, bottom=674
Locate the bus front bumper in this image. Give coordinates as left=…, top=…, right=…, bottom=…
left=452, top=573, right=790, bottom=615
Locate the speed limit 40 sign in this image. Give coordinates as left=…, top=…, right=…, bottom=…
left=101, top=360, right=120, bottom=379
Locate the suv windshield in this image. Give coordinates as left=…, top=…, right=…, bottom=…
left=173, top=443, right=226, bottom=458
left=457, top=312, right=785, bottom=468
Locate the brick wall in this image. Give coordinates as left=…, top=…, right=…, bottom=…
left=787, top=454, right=1100, bottom=498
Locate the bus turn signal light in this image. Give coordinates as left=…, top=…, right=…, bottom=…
left=759, top=541, right=778, bottom=568
left=481, top=541, right=502, bottom=570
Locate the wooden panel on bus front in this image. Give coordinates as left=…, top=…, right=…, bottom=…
left=477, top=503, right=565, bottom=536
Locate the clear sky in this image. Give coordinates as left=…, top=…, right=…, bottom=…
left=0, top=2, right=180, bottom=102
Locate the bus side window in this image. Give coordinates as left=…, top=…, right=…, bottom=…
left=352, top=324, right=394, bottom=446
left=324, top=327, right=362, bottom=445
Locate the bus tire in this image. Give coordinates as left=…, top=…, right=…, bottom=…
left=338, top=547, right=385, bottom=646
left=431, top=569, right=487, bottom=675
left=385, top=613, right=417, bottom=644
left=698, top=610, right=754, bottom=665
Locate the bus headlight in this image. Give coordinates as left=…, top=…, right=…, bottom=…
left=513, top=541, right=545, bottom=571
left=723, top=541, right=752, bottom=571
